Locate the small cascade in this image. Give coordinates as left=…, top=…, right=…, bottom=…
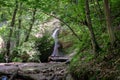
left=49, top=28, right=68, bottom=62
left=51, top=28, right=61, bottom=57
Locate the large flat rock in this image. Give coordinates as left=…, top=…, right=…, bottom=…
left=49, top=56, right=69, bottom=62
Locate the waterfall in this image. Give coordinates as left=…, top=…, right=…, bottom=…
left=51, top=28, right=61, bottom=57
left=52, top=28, right=59, bottom=41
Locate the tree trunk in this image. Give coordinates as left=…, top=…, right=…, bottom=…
left=24, top=8, right=37, bottom=42
left=85, top=0, right=100, bottom=54
left=16, top=2, right=23, bottom=47
left=103, top=0, right=115, bottom=46
left=6, top=0, right=18, bottom=62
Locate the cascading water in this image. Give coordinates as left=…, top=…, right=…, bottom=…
left=49, top=28, right=68, bottom=62
left=51, top=28, right=60, bottom=57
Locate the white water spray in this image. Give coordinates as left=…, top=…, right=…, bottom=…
left=51, top=28, right=60, bottom=56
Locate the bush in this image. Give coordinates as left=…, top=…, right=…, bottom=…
left=35, top=34, right=54, bottom=62
left=11, top=41, right=39, bottom=62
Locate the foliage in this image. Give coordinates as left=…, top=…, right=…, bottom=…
left=0, top=0, right=120, bottom=79
left=0, top=54, right=4, bottom=62
left=12, top=57, right=22, bottom=62
left=10, top=40, right=39, bottom=62
left=70, top=50, right=120, bottom=80
left=67, top=0, right=120, bottom=79
left=0, top=25, right=9, bottom=40
left=34, top=34, right=54, bottom=62
left=111, top=0, right=120, bottom=26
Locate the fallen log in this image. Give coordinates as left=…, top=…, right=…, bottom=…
left=0, top=71, right=35, bottom=80
left=9, top=70, right=18, bottom=80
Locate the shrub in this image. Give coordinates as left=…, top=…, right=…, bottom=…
left=34, top=34, right=54, bottom=62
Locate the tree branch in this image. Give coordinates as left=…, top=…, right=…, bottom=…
left=44, top=12, right=81, bottom=41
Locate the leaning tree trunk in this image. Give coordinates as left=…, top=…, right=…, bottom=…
left=85, top=0, right=100, bottom=54
left=103, top=0, right=115, bottom=46
left=24, top=8, right=37, bottom=42
left=6, top=0, right=18, bottom=62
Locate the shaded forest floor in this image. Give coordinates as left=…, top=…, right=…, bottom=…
left=70, top=50, right=120, bottom=80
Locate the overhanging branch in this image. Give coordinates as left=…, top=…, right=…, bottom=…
left=43, top=12, right=81, bottom=41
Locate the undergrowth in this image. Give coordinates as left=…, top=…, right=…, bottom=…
left=69, top=46, right=120, bottom=80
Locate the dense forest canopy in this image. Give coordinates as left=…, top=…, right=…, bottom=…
left=0, top=0, right=120, bottom=80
